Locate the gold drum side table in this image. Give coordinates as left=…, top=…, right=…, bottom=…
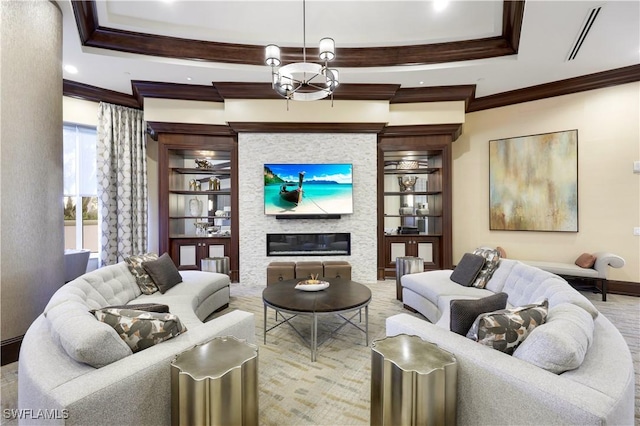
left=371, top=334, right=457, bottom=426
left=171, top=336, right=258, bottom=426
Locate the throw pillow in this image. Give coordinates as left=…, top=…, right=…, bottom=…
left=513, top=303, right=594, bottom=374
left=92, top=303, right=170, bottom=314
left=471, top=247, right=502, bottom=289
left=142, top=253, right=183, bottom=294
left=466, top=299, right=549, bottom=355
left=450, top=253, right=486, bottom=287
left=125, top=253, right=160, bottom=295
left=449, top=292, right=509, bottom=336
left=575, top=253, right=596, bottom=268
left=93, top=308, right=187, bottom=353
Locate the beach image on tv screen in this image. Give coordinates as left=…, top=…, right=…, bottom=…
left=264, top=163, right=353, bottom=215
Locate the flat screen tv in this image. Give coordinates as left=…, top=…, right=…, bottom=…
left=264, top=163, right=353, bottom=216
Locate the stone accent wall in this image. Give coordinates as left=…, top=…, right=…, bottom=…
left=238, top=133, right=377, bottom=284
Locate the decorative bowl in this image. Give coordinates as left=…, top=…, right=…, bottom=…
left=295, top=280, right=330, bottom=291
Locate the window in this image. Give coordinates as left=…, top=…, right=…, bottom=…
left=63, top=124, right=98, bottom=253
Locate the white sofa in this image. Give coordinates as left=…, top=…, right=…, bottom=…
left=387, top=258, right=635, bottom=425
left=18, top=262, right=255, bottom=426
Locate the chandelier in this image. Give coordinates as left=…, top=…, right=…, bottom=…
left=264, top=0, right=339, bottom=103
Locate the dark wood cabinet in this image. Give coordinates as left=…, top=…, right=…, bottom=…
left=156, top=131, right=239, bottom=282
left=377, top=129, right=458, bottom=279
left=170, top=237, right=231, bottom=270
left=383, top=235, right=441, bottom=272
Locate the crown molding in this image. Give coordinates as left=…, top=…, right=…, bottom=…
left=70, top=1, right=524, bottom=68
left=63, top=79, right=139, bottom=109
left=227, top=122, right=387, bottom=133
left=64, top=64, right=640, bottom=116
left=146, top=122, right=236, bottom=140
left=380, top=124, right=463, bottom=140
left=467, top=64, right=640, bottom=112
left=213, top=82, right=402, bottom=101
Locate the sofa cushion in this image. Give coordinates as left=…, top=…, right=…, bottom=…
left=45, top=300, right=132, bottom=368
left=125, top=253, right=160, bottom=295
left=467, top=299, right=548, bottom=354
left=471, top=247, right=501, bottom=289
left=402, top=270, right=494, bottom=307
left=513, top=303, right=594, bottom=373
left=450, top=253, right=485, bottom=287
left=44, top=263, right=141, bottom=312
left=142, top=253, right=183, bottom=294
left=575, top=253, right=596, bottom=268
left=93, top=308, right=187, bottom=353
left=450, top=292, right=509, bottom=335
left=500, top=262, right=598, bottom=318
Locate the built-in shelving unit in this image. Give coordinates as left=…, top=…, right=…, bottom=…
left=377, top=130, right=457, bottom=285
left=157, top=132, right=239, bottom=281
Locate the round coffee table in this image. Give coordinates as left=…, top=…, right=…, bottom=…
left=262, top=277, right=372, bottom=361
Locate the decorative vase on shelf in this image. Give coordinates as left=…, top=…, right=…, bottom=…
left=188, top=197, right=203, bottom=217
left=416, top=203, right=429, bottom=216
left=399, top=203, right=414, bottom=216
left=397, top=176, right=418, bottom=192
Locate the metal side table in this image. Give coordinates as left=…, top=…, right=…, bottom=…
left=371, top=334, right=457, bottom=426
left=171, top=336, right=258, bottom=426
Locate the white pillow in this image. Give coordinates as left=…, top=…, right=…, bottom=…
left=513, top=303, right=594, bottom=374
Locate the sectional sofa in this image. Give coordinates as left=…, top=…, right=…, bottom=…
left=18, top=261, right=255, bottom=426
left=387, top=258, right=635, bottom=425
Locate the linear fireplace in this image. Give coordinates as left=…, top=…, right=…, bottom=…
left=266, top=233, right=351, bottom=256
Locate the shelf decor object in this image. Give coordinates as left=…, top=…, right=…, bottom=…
left=489, top=129, right=578, bottom=232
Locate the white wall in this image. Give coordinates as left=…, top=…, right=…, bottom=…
left=238, top=133, right=378, bottom=284
left=452, top=82, right=640, bottom=282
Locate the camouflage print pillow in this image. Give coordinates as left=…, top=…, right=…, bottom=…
left=471, top=247, right=501, bottom=289
left=93, top=308, right=187, bottom=353
left=466, top=299, right=548, bottom=355
left=125, top=253, right=159, bottom=295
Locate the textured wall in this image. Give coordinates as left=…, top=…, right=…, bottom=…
left=1, top=2, right=64, bottom=340
left=238, top=133, right=377, bottom=284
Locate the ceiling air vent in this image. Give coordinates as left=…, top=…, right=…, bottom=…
left=566, top=5, right=603, bottom=61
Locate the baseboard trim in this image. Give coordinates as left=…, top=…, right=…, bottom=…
left=564, top=277, right=640, bottom=298
left=1, top=335, right=23, bottom=366
left=607, top=280, right=640, bottom=297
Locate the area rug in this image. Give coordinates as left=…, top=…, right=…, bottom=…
left=210, top=280, right=414, bottom=425
left=210, top=281, right=640, bottom=426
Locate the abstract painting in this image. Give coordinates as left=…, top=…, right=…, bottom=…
left=489, top=130, right=578, bottom=232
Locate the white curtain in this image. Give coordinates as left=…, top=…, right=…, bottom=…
left=97, top=102, right=148, bottom=266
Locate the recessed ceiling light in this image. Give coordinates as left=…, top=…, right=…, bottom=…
left=187, top=77, right=192, bottom=81
left=419, top=81, right=424, bottom=85
left=433, top=0, right=449, bottom=12
left=64, top=64, right=78, bottom=74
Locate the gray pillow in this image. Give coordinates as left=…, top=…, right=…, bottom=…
left=450, top=253, right=486, bottom=286
left=450, top=292, right=509, bottom=335
left=142, top=253, right=183, bottom=294
left=513, top=303, right=594, bottom=373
